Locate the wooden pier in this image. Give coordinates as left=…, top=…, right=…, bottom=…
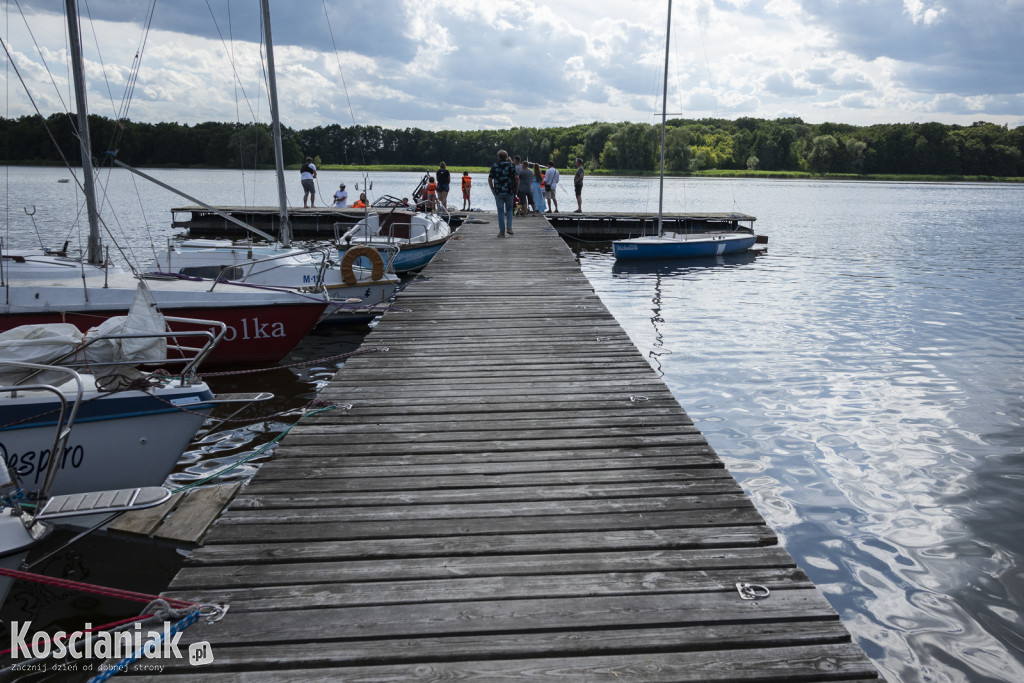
left=171, top=205, right=753, bottom=241
left=131, top=214, right=878, bottom=680
left=108, top=483, right=242, bottom=546
left=171, top=206, right=467, bottom=240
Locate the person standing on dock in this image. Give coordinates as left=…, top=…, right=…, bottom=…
left=332, top=183, right=348, bottom=208
left=300, top=157, right=317, bottom=208
left=517, top=159, right=534, bottom=215
left=488, top=150, right=518, bottom=237
left=425, top=177, right=438, bottom=211
left=436, top=162, right=451, bottom=210
left=573, top=157, right=584, bottom=212
left=532, top=163, right=547, bottom=214
left=544, top=160, right=559, bottom=213
left=461, top=171, right=472, bottom=210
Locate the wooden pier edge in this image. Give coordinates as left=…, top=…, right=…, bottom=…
left=124, top=214, right=879, bottom=681
left=108, top=483, right=242, bottom=546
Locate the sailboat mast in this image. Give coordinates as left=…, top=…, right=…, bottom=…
left=64, top=0, right=103, bottom=265
left=657, top=0, right=672, bottom=238
left=261, top=0, right=291, bottom=247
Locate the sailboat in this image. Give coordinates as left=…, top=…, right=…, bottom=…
left=612, top=0, right=760, bottom=261
left=132, top=2, right=400, bottom=319
left=0, top=351, right=196, bottom=604
left=0, top=283, right=274, bottom=499
left=0, top=0, right=329, bottom=365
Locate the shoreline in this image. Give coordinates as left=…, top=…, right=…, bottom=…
left=305, top=165, right=1024, bottom=183
left=5, top=160, right=1020, bottom=183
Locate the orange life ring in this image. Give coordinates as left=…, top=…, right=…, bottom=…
left=339, top=245, right=384, bottom=285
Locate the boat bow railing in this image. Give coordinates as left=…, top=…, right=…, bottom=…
left=0, top=363, right=83, bottom=511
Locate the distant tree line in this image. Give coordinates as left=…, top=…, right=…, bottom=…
left=2, top=113, right=1022, bottom=177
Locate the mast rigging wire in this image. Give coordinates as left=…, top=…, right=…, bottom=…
left=322, top=0, right=366, bottom=165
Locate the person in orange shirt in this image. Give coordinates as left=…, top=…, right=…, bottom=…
left=352, top=192, right=368, bottom=208
left=461, top=171, right=472, bottom=210
left=425, top=177, right=437, bottom=211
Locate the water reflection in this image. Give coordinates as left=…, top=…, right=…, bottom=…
left=167, top=324, right=370, bottom=487
left=605, top=250, right=763, bottom=378
left=576, top=181, right=1024, bottom=682
left=4, top=167, right=1024, bottom=681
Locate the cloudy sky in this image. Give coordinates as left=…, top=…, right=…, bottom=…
left=2, top=0, right=1022, bottom=132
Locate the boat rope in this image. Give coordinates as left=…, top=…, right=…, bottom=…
left=0, top=591, right=213, bottom=680
left=0, top=344, right=386, bottom=432
left=0, top=566, right=197, bottom=610
left=22, top=204, right=48, bottom=251
left=87, top=605, right=201, bottom=683
left=197, top=343, right=389, bottom=378
left=558, top=232, right=619, bottom=245
left=0, top=572, right=224, bottom=677
left=168, top=402, right=347, bottom=494
left=0, top=365, right=183, bottom=432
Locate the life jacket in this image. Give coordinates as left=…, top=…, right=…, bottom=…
left=427, top=182, right=437, bottom=197
left=462, top=176, right=472, bottom=190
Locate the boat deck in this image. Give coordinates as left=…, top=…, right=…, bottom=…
left=130, top=214, right=878, bottom=680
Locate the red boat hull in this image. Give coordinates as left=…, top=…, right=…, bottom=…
left=0, top=303, right=326, bottom=366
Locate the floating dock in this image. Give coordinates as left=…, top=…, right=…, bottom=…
left=133, top=214, right=877, bottom=680
left=171, top=206, right=754, bottom=241
left=171, top=206, right=467, bottom=240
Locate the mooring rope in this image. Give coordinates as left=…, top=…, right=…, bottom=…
left=168, top=401, right=348, bottom=493
left=87, top=606, right=201, bottom=683
left=0, top=567, right=197, bottom=610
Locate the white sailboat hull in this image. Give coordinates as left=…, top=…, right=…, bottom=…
left=150, top=241, right=400, bottom=318
left=0, top=376, right=214, bottom=498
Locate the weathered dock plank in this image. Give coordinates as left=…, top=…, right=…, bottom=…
left=126, top=214, right=877, bottom=680
left=108, top=483, right=241, bottom=545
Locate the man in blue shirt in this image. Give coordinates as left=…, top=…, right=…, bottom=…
left=488, top=150, right=519, bottom=237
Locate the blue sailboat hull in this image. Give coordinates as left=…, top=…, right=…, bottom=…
left=612, top=232, right=757, bottom=260
left=390, top=241, right=447, bottom=272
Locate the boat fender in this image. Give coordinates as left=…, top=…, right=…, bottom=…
left=340, top=245, right=384, bottom=285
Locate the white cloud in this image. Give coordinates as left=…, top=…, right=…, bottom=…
left=903, top=0, right=947, bottom=25
left=1, top=0, right=1021, bottom=131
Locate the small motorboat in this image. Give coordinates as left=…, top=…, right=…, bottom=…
left=338, top=208, right=452, bottom=273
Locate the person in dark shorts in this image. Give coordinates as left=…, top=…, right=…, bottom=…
left=300, top=156, right=317, bottom=208
left=436, top=162, right=451, bottom=210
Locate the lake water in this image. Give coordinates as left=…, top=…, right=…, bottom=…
left=2, top=167, right=1024, bottom=682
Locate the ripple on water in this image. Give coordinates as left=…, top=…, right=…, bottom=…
left=578, top=182, right=1024, bottom=681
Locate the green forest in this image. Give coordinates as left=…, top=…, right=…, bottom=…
left=2, top=113, right=1022, bottom=179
